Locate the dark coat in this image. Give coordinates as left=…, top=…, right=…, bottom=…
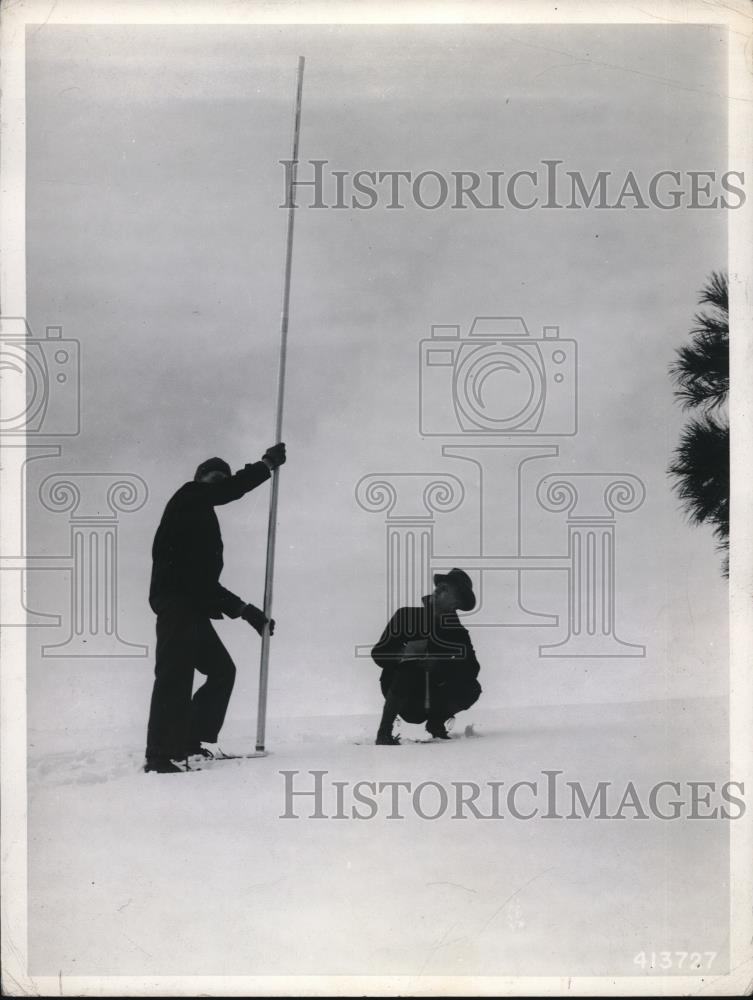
left=371, top=596, right=482, bottom=718
left=149, top=462, right=270, bottom=619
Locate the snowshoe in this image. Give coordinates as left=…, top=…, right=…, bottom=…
left=143, top=757, right=186, bottom=774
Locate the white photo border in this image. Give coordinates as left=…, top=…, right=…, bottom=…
left=1, top=1, right=751, bottom=995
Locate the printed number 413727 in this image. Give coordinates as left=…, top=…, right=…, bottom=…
left=633, top=951, right=717, bottom=971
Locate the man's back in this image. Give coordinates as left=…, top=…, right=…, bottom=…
left=149, top=482, right=224, bottom=615
left=149, top=462, right=271, bottom=617
left=371, top=597, right=480, bottom=686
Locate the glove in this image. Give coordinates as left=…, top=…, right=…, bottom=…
left=262, top=442, right=286, bottom=471
left=241, top=603, right=275, bottom=636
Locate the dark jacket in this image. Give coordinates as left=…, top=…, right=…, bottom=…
left=371, top=595, right=481, bottom=698
left=149, top=462, right=270, bottom=619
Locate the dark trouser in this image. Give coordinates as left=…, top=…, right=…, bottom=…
left=145, top=604, right=236, bottom=760
left=378, top=662, right=481, bottom=733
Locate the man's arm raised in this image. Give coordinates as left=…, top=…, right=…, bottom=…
left=200, top=443, right=287, bottom=507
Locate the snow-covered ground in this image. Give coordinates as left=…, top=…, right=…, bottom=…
left=28, top=697, right=730, bottom=981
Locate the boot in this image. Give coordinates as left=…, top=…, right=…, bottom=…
left=426, top=717, right=451, bottom=740
left=375, top=687, right=402, bottom=745
left=375, top=729, right=401, bottom=746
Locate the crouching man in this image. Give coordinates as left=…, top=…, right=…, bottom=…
left=370, top=568, right=482, bottom=745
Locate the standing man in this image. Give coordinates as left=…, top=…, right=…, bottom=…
left=144, top=443, right=286, bottom=773
left=370, top=568, right=482, bottom=745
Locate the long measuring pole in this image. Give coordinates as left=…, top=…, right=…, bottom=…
left=256, top=56, right=305, bottom=753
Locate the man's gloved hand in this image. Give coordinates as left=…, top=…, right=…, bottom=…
left=262, top=442, right=286, bottom=471
left=241, top=603, right=275, bottom=636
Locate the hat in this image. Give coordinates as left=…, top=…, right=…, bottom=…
left=433, top=567, right=476, bottom=612
left=194, top=457, right=231, bottom=481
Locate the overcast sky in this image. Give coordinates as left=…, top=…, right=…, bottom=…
left=24, top=23, right=729, bottom=728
